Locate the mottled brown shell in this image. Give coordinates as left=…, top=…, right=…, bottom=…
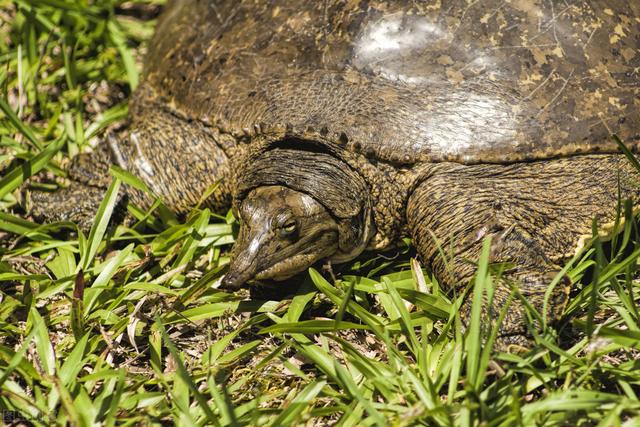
left=141, top=0, right=640, bottom=164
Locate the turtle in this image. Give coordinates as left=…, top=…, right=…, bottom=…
left=30, top=0, right=640, bottom=348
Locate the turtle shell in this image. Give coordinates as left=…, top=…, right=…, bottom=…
left=141, top=0, right=640, bottom=165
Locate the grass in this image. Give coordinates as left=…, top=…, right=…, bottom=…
left=2, top=1, right=640, bottom=425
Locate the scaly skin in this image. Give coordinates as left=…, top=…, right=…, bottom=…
left=407, top=154, right=640, bottom=348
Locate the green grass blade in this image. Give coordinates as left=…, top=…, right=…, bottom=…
left=270, top=380, right=327, bottom=426
left=81, top=177, right=121, bottom=271
left=0, top=96, right=42, bottom=149
left=0, top=138, right=63, bottom=200
left=156, top=317, right=220, bottom=426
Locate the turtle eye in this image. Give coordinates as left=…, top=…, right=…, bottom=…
left=279, top=219, right=297, bottom=237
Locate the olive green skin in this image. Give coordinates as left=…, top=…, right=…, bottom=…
left=31, top=0, right=640, bottom=348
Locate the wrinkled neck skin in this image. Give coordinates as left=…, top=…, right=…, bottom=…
left=221, top=148, right=374, bottom=290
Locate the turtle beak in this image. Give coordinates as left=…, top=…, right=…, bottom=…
left=220, top=257, right=256, bottom=290
left=221, top=230, right=262, bottom=291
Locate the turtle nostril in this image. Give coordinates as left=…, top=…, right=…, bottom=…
left=220, top=273, right=246, bottom=291
left=220, top=275, right=236, bottom=291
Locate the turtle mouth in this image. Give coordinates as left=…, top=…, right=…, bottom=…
left=254, top=252, right=321, bottom=281
left=221, top=229, right=339, bottom=291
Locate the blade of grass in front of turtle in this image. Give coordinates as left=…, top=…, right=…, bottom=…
left=110, top=165, right=175, bottom=227
left=404, top=366, right=440, bottom=416
left=335, top=278, right=355, bottom=330
left=383, top=276, right=420, bottom=356
left=521, top=390, right=620, bottom=424
left=586, top=218, right=605, bottom=337
left=475, top=286, right=513, bottom=390
left=84, top=104, right=128, bottom=140
left=614, top=134, right=640, bottom=173
left=270, top=380, right=327, bottom=427
left=0, top=97, right=42, bottom=150
left=618, top=199, right=635, bottom=257
left=610, top=173, right=623, bottom=261
left=56, top=375, right=82, bottom=425
left=109, top=165, right=152, bottom=195
left=58, top=333, right=88, bottom=387
left=265, top=311, right=340, bottom=383
left=215, top=340, right=262, bottom=366
left=83, top=243, right=134, bottom=315
left=0, top=137, right=63, bottom=200
left=260, top=320, right=369, bottom=334
left=81, top=177, right=122, bottom=271
left=205, top=374, right=240, bottom=427
left=172, top=209, right=210, bottom=270
left=428, top=229, right=457, bottom=286
left=542, top=247, right=583, bottom=327
left=193, top=180, right=221, bottom=212
left=335, top=401, right=367, bottom=427
left=178, top=264, right=226, bottom=305
left=333, top=360, right=388, bottom=427
left=447, top=337, right=463, bottom=404
left=47, top=332, right=90, bottom=411
left=103, top=368, right=126, bottom=427
left=285, top=278, right=317, bottom=323
left=60, top=37, right=76, bottom=95
left=395, top=288, right=451, bottom=320
left=0, top=212, right=52, bottom=240
left=148, top=321, right=163, bottom=375
left=330, top=335, right=395, bottom=401
left=466, top=237, right=492, bottom=387
left=563, top=242, right=631, bottom=316
left=309, top=268, right=383, bottom=331
left=155, top=317, right=220, bottom=426
left=28, top=308, right=55, bottom=377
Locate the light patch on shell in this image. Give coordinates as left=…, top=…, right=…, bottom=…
left=445, top=68, right=465, bottom=83
left=406, top=92, right=519, bottom=158
left=353, top=14, right=452, bottom=83
left=355, top=14, right=448, bottom=58
left=551, top=46, right=564, bottom=58
left=530, top=47, right=548, bottom=65
left=609, top=23, right=629, bottom=44
left=437, top=55, right=454, bottom=65
left=353, top=12, right=505, bottom=85
left=608, top=96, right=625, bottom=110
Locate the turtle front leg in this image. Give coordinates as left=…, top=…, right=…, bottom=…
left=118, top=102, right=238, bottom=216
left=31, top=102, right=238, bottom=231
left=406, top=155, right=638, bottom=351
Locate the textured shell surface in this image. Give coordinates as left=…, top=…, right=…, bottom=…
left=141, top=0, right=640, bottom=164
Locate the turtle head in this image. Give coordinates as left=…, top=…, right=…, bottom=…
left=221, top=148, right=375, bottom=291
left=221, top=185, right=342, bottom=290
